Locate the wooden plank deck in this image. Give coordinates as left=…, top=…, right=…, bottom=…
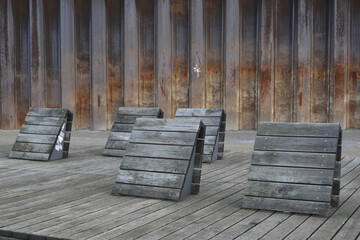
left=0, top=130, right=360, bottom=240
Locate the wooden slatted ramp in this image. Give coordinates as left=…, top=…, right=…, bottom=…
left=175, top=108, right=226, bottom=163
left=9, top=108, right=73, bottom=161
left=242, top=122, right=342, bottom=216
left=104, top=107, right=164, bottom=157
left=112, top=118, right=205, bottom=200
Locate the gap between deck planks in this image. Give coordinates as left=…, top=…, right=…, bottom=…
left=0, top=135, right=360, bottom=240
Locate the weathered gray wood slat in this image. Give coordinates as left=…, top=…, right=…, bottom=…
left=26, top=108, right=68, bottom=117
left=113, top=118, right=205, bottom=200
left=254, top=136, right=338, bottom=153
left=8, top=151, right=50, bottom=161
left=130, top=131, right=197, bottom=146
left=116, top=107, right=163, bottom=116
left=113, top=115, right=158, bottom=124
left=12, top=143, right=53, bottom=153
left=19, top=125, right=61, bottom=135
left=9, top=108, right=73, bottom=161
left=105, top=140, right=128, bottom=150
left=174, top=116, right=221, bottom=126
left=205, top=136, right=216, bottom=145
left=112, top=184, right=181, bottom=201
left=245, top=181, right=332, bottom=202
left=121, top=157, right=189, bottom=174
left=23, top=116, right=65, bottom=126
left=242, top=196, right=330, bottom=216
left=110, top=123, right=134, bottom=133
left=175, top=108, right=226, bottom=163
left=251, top=151, right=337, bottom=169
left=257, top=122, right=341, bottom=137
left=248, top=165, right=334, bottom=185
left=104, top=107, right=164, bottom=157
left=125, top=144, right=194, bottom=160
left=116, top=170, right=185, bottom=188
left=175, top=108, right=224, bottom=117
left=103, top=149, right=126, bottom=157
left=243, top=122, right=342, bottom=215
left=108, top=132, right=131, bottom=141
left=15, top=134, right=57, bottom=144
left=133, top=118, right=202, bottom=133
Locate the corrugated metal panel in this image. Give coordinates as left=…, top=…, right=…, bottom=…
left=0, top=0, right=359, bottom=130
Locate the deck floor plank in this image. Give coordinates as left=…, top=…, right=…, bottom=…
left=0, top=130, right=359, bottom=240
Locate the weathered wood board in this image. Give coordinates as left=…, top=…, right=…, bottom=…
left=9, top=108, right=73, bottom=161
left=175, top=108, right=226, bottom=162
left=103, top=107, right=163, bottom=157
left=112, top=118, right=205, bottom=200
left=242, top=122, right=342, bottom=215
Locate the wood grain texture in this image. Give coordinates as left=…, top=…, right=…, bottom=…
left=104, top=107, right=163, bottom=157
left=60, top=0, right=76, bottom=126
left=311, top=0, right=330, bottom=123
left=252, top=151, right=336, bottom=169
left=106, top=0, right=124, bottom=128
left=171, top=0, right=189, bottom=113
left=44, top=0, right=61, bottom=109
left=113, top=117, right=203, bottom=200
left=348, top=0, right=360, bottom=128
left=274, top=0, right=293, bottom=122
left=259, top=0, right=275, bottom=122
left=257, top=122, right=341, bottom=137
left=296, top=0, right=312, bottom=123
left=13, top=0, right=30, bottom=129
left=156, top=0, right=172, bottom=117
left=245, top=181, right=332, bottom=202
left=0, top=0, right=15, bottom=129
left=242, top=196, right=330, bottom=215
left=74, top=0, right=91, bottom=129
left=190, top=0, right=205, bottom=108
left=244, top=122, right=342, bottom=215
left=124, top=0, right=139, bottom=107
left=205, top=0, right=222, bottom=109
left=138, top=0, right=155, bottom=108
left=240, top=0, right=257, bottom=129
left=91, top=0, right=107, bottom=130
left=29, top=0, right=45, bottom=108
left=254, top=136, right=338, bottom=153
left=224, top=0, right=240, bottom=130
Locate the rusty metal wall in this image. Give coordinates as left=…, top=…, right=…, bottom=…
left=0, top=0, right=359, bottom=130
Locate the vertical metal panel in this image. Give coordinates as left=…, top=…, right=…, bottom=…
left=106, top=0, right=124, bottom=128
left=0, top=0, right=15, bottom=129
left=91, top=0, right=107, bottom=130
left=30, top=0, right=45, bottom=108
left=124, top=0, right=139, bottom=107
left=139, top=0, right=155, bottom=108
left=13, top=0, right=30, bottom=128
left=74, top=0, right=91, bottom=129
left=312, top=0, right=330, bottom=123
left=205, top=0, right=223, bottom=109
left=259, top=0, right=275, bottom=122
left=44, top=0, right=61, bottom=109
left=224, top=0, right=240, bottom=130
left=296, top=0, right=312, bottom=123
left=1, top=0, right=360, bottom=130
left=155, top=0, right=172, bottom=118
left=333, top=0, right=348, bottom=127
left=348, top=0, right=360, bottom=128
left=190, top=0, right=206, bottom=108
left=240, top=0, right=257, bottom=129
left=60, top=0, right=76, bottom=126
left=171, top=0, right=189, bottom=114
left=274, top=0, right=294, bottom=122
